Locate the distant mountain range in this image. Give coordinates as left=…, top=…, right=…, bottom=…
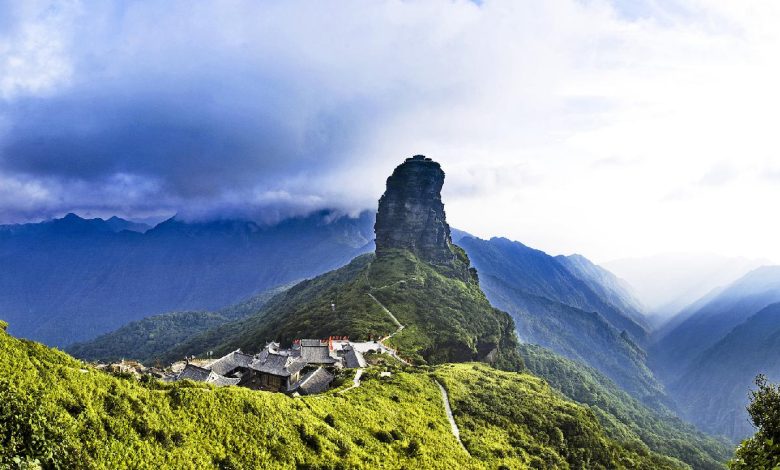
left=605, top=253, right=767, bottom=327
left=650, top=266, right=780, bottom=441
left=652, top=266, right=780, bottom=384
left=671, top=302, right=780, bottom=441
left=454, top=236, right=668, bottom=408
left=0, top=211, right=374, bottom=346
left=66, top=285, right=291, bottom=364
left=0, top=154, right=750, bottom=467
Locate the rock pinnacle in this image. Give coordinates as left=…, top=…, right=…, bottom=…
left=374, top=155, right=455, bottom=264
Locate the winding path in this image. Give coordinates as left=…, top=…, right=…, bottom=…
left=338, top=368, right=364, bottom=394
left=435, top=379, right=469, bottom=454
left=366, top=293, right=409, bottom=365
left=367, top=293, right=403, bottom=330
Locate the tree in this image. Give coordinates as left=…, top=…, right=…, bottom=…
left=729, top=375, right=780, bottom=469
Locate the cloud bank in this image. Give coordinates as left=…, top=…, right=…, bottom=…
left=1, top=0, right=780, bottom=261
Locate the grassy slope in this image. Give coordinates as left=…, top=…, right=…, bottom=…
left=162, top=249, right=523, bottom=370
left=1, top=323, right=686, bottom=469
left=433, top=363, right=686, bottom=470
left=520, top=344, right=731, bottom=469
left=66, top=286, right=290, bottom=364
left=368, top=248, right=521, bottom=370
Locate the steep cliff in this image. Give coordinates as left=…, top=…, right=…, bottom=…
left=375, top=155, right=455, bottom=264
left=157, top=155, right=522, bottom=369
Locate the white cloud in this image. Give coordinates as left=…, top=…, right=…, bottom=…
left=0, top=0, right=779, bottom=262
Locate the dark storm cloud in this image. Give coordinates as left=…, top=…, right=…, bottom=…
left=0, top=1, right=423, bottom=223
left=1, top=85, right=351, bottom=197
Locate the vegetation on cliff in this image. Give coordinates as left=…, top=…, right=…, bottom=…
left=1, top=323, right=690, bottom=469
left=159, top=249, right=523, bottom=371
left=520, top=344, right=730, bottom=469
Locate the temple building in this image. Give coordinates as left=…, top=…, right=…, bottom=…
left=173, top=337, right=364, bottom=394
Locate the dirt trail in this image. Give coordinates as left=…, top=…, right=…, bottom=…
left=435, top=379, right=469, bottom=454
left=366, top=293, right=409, bottom=365
left=338, top=368, right=364, bottom=394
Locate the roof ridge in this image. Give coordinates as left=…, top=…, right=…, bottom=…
left=298, top=366, right=323, bottom=388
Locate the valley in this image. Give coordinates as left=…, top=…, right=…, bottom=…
left=0, top=155, right=773, bottom=469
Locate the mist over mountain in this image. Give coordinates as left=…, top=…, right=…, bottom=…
left=647, top=266, right=780, bottom=441
left=605, top=254, right=768, bottom=328
left=651, top=266, right=780, bottom=384
left=555, top=253, right=646, bottom=327
left=670, top=302, right=780, bottom=441
left=0, top=210, right=374, bottom=347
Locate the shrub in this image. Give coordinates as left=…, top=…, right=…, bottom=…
left=375, top=430, right=394, bottom=443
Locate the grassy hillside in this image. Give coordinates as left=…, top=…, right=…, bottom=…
left=1, top=322, right=689, bottom=469
left=433, top=363, right=687, bottom=469
left=520, top=344, right=730, bottom=469
left=161, top=249, right=523, bottom=371
left=66, top=285, right=290, bottom=364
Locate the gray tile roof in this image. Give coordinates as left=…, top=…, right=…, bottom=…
left=176, top=363, right=240, bottom=387
left=300, top=344, right=338, bottom=364
left=250, top=351, right=306, bottom=377
left=207, top=374, right=241, bottom=387
left=208, top=350, right=253, bottom=376
left=177, top=364, right=211, bottom=382
left=343, top=346, right=366, bottom=369
left=297, top=367, right=335, bottom=395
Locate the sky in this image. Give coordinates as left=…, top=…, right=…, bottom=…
left=1, top=0, right=780, bottom=263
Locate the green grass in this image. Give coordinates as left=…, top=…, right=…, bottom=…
left=433, top=363, right=687, bottom=470
left=1, top=323, right=699, bottom=469
left=369, top=249, right=522, bottom=370
left=519, top=344, right=730, bottom=469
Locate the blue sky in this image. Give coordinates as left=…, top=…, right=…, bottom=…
left=1, top=0, right=779, bottom=262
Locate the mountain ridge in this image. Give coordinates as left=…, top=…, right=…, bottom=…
left=154, top=156, right=523, bottom=370
left=0, top=210, right=375, bottom=346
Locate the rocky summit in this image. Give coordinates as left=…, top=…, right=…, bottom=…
left=374, top=155, right=455, bottom=264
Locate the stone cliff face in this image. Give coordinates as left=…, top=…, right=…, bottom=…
left=374, top=155, right=455, bottom=264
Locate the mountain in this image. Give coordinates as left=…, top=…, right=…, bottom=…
left=459, top=237, right=649, bottom=339
left=604, top=254, right=767, bottom=328
left=454, top=236, right=666, bottom=407
left=651, top=266, right=780, bottom=384
left=0, top=322, right=688, bottom=469
left=668, top=303, right=780, bottom=441
left=104, top=216, right=152, bottom=233
left=158, top=156, right=522, bottom=370
left=0, top=155, right=698, bottom=468
left=519, top=344, right=730, bottom=469
left=0, top=210, right=375, bottom=347
left=555, top=253, right=646, bottom=327
left=0, top=212, right=149, bottom=235
left=66, top=285, right=291, bottom=364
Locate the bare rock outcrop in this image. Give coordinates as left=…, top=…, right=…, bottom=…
left=374, top=155, right=456, bottom=264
